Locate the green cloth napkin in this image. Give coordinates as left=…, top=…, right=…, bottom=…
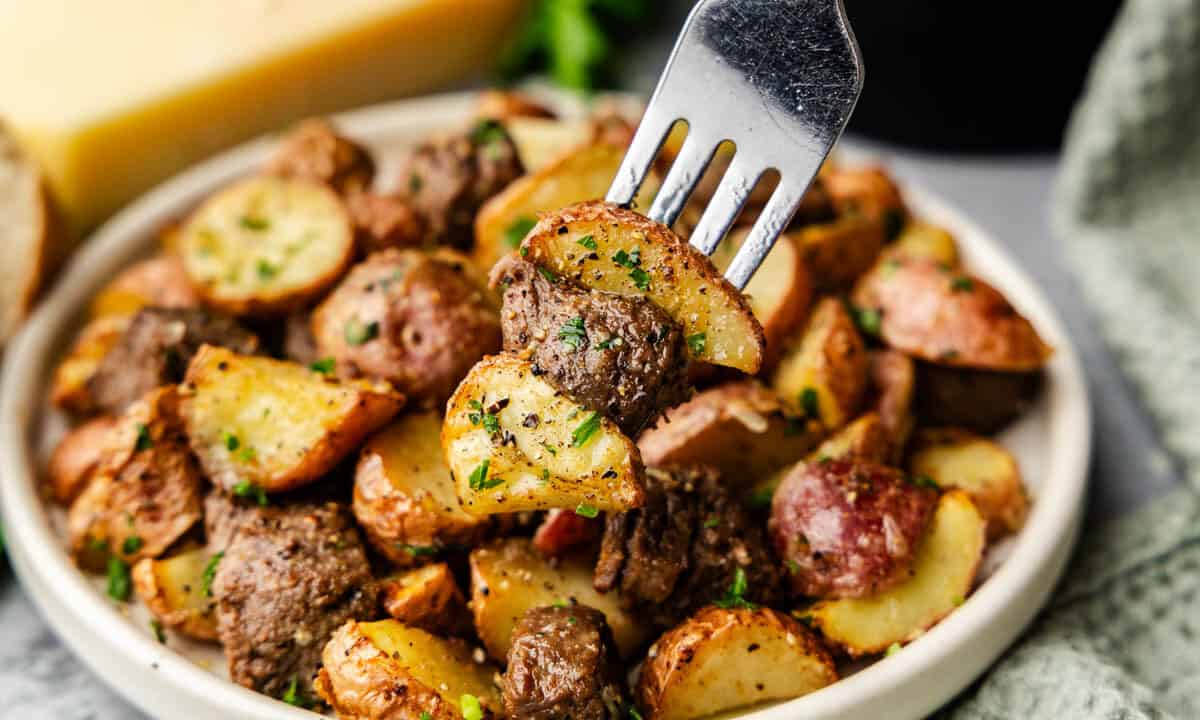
left=943, top=0, right=1200, bottom=716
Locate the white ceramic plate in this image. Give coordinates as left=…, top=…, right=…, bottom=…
left=0, top=91, right=1090, bottom=720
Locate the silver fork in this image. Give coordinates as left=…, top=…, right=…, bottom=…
left=606, top=0, right=863, bottom=290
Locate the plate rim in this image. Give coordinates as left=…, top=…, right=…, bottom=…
left=0, top=89, right=1091, bottom=720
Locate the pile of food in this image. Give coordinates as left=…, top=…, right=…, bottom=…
left=43, top=90, right=1052, bottom=719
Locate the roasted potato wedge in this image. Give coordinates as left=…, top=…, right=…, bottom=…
left=354, top=410, right=502, bottom=566
left=180, top=346, right=403, bottom=494
left=50, top=314, right=130, bottom=414
left=443, top=354, right=645, bottom=515
left=914, top=361, right=1043, bottom=434
left=793, top=215, right=886, bottom=290
left=821, top=165, right=907, bottom=229
left=470, top=538, right=648, bottom=660
left=88, top=254, right=199, bottom=319
left=909, top=428, right=1028, bottom=539
left=636, top=607, right=837, bottom=720
left=502, top=117, right=596, bottom=171
left=637, top=380, right=821, bottom=487
left=316, top=620, right=501, bottom=719
left=46, top=415, right=120, bottom=505
left=852, top=256, right=1053, bottom=371
left=474, top=142, right=661, bottom=273
left=883, top=221, right=960, bottom=267
left=711, top=229, right=813, bottom=370
left=805, top=491, right=986, bottom=656
left=770, top=297, right=869, bottom=430
left=379, top=562, right=472, bottom=637
left=178, top=176, right=355, bottom=316
left=807, top=412, right=891, bottom=464
left=132, top=547, right=219, bottom=641
left=520, top=201, right=766, bottom=373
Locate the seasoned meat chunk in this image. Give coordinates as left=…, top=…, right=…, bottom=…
left=263, top=118, right=375, bottom=195
left=491, top=255, right=690, bottom=436
left=88, top=307, right=259, bottom=414
left=914, top=361, right=1043, bottom=434
left=594, top=466, right=783, bottom=627
left=769, top=459, right=938, bottom=599
left=394, top=119, right=524, bottom=247
left=344, top=190, right=427, bottom=253
left=211, top=501, right=378, bottom=700
left=282, top=310, right=320, bottom=366
left=502, top=605, right=627, bottom=720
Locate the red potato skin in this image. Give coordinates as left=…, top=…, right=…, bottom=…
left=532, top=509, right=601, bottom=557
left=852, top=257, right=1052, bottom=371
left=769, top=459, right=938, bottom=599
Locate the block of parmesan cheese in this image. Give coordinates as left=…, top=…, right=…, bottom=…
left=0, top=0, right=527, bottom=235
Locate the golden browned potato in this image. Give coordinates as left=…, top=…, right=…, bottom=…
left=807, top=412, right=891, bottom=464
left=852, top=256, right=1053, bottom=371
left=804, top=491, right=986, bottom=656
left=132, top=547, right=219, bottom=641
left=443, top=354, right=646, bottom=516
left=46, top=415, right=120, bottom=505
left=909, top=428, right=1028, bottom=540
left=178, top=176, right=356, bottom=316
left=180, top=345, right=403, bottom=494
left=354, top=410, right=503, bottom=566
left=50, top=314, right=130, bottom=414
left=470, top=538, right=649, bottom=661
left=710, top=229, right=813, bottom=370
left=312, top=248, right=502, bottom=407
left=770, top=297, right=869, bottom=430
left=473, top=142, right=661, bottom=273
left=636, top=607, right=837, bottom=720
left=88, top=254, right=199, bottom=319
left=914, top=361, right=1043, bottom=434
left=821, top=164, right=907, bottom=230
left=637, top=380, right=821, bottom=487
left=501, top=117, right=597, bottom=172
left=520, top=201, right=765, bottom=373
left=315, top=620, right=502, bottom=720
left=883, top=220, right=960, bottom=267
left=379, top=562, right=472, bottom=637
left=793, top=216, right=885, bottom=290
left=67, top=387, right=204, bottom=570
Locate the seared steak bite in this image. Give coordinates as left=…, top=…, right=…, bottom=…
left=491, top=254, right=690, bottom=436
left=262, top=118, right=375, bottom=195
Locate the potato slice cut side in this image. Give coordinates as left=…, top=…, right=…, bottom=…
left=770, top=297, right=869, bottom=430
left=132, top=547, right=218, bottom=641
left=178, top=176, right=354, bottom=315
left=521, top=201, right=765, bottom=373
left=380, top=562, right=472, bottom=637
left=909, top=428, right=1028, bottom=539
left=443, top=354, right=645, bottom=515
left=806, top=490, right=986, bottom=656
left=181, top=346, right=403, bottom=493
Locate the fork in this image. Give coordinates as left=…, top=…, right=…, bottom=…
left=606, top=0, right=863, bottom=290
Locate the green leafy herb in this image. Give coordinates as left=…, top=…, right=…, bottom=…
left=470, top=118, right=507, bottom=145
left=461, top=693, right=484, bottom=720
left=481, top=413, right=501, bottom=435
left=541, top=468, right=551, bottom=483
left=150, top=619, right=166, bottom=644
left=577, top=234, right=597, bottom=250
left=344, top=317, right=380, bottom=346
left=568, top=615, right=578, bottom=624
left=800, top=387, right=820, bottom=420
left=786, top=559, right=801, bottom=575
left=950, top=276, right=974, bottom=292
left=714, top=567, right=757, bottom=609
left=611, top=248, right=635, bottom=268
left=469, top=459, right=503, bottom=490
left=409, top=173, right=423, bottom=194
left=420, top=713, right=433, bottom=720
left=686, top=332, right=707, bottom=356
left=222, top=431, right=239, bottom=452
left=703, top=517, right=719, bottom=529
left=536, top=266, right=558, bottom=282
left=121, top=536, right=144, bottom=555
left=886, top=642, right=902, bottom=657
left=559, top=316, right=587, bottom=351
left=239, top=216, right=269, bottom=232
left=400, top=544, right=438, bottom=557
left=575, top=503, right=599, bottom=519
left=134, top=423, right=154, bottom=451
left=255, top=259, right=278, bottom=280
left=850, top=305, right=882, bottom=337
left=201, top=551, right=224, bottom=597
left=570, top=411, right=602, bottom=448
left=746, top=487, right=775, bottom=510
left=309, top=357, right=335, bottom=375
left=912, top=474, right=940, bottom=491
left=232, top=480, right=268, bottom=506
left=504, top=216, right=537, bottom=249
left=629, top=267, right=650, bottom=290
left=596, top=335, right=621, bottom=350
left=106, top=556, right=132, bottom=602
left=552, top=598, right=569, bottom=609
left=281, top=676, right=312, bottom=709
left=541, top=442, right=558, bottom=456
left=238, top=445, right=257, bottom=463
left=629, top=706, right=644, bottom=720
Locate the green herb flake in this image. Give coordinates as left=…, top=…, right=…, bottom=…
left=238, top=445, right=257, bottom=463
left=134, top=423, right=154, bottom=451
left=747, top=487, right=775, bottom=510
left=409, top=173, right=423, bottom=194
left=952, top=594, right=966, bottom=606
left=222, top=431, right=240, bottom=452
left=541, top=442, right=558, bottom=456
left=469, top=459, right=503, bottom=490
left=714, top=567, right=757, bottom=609
left=912, top=474, right=941, bottom=491
left=851, top=305, right=882, bottom=337
left=686, top=332, right=707, bottom=356
left=536, top=265, right=558, bottom=283
left=575, top=503, right=599, bottom=519
left=232, top=480, right=268, bottom=506
left=470, top=119, right=507, bottom=146
left=568, top=615, right=578, bottom=624
left=150, top=619, right=166, bottom=644
left=553, top=598, right=569, bottom=609
left=504, top=216, right=537, bottom=249
left=786, top=559, right=801, bottom=575
left=611, top=249, right=633, bottom=267
left=703, top=517, right=720, bottom=529
left=481, top=413, right=501, bottom=435
left=400, top=544, right=438, bottom=557
left=461, top=693, right=484, bottom=720
left=800, top=387, right=820, bottom=420
left=577, top=234, right=597, bottom=250
left=950, top=276, right=974, bottom=293
left=628, top=267, right=651, bottom=291
left=596, top=335, right=622, bottom=350
left=344, top=317, right=380, bottom=346
left=629, top=706, right=644, bottom=720
left=121, top=536, right=144, bottom=555
left=281, top=676, right=312, bottom=709
left=255, top=259, right=278, bottom=280
left=570, top=412, right=602, bottom=448
left=201, top=551, right=224, bottom=597
left=309, top=357, right=335, bottom=375
left=239, top=216, right=269, bottom=232
left=421, top=713, right=433, bottom=720
left=106, top=556, right=132, bottom=602
left=559, top=316, right=587, bottom=351
left=541, top=468, right=551, bottom=483
left=886, top=642, right=902, bottom=657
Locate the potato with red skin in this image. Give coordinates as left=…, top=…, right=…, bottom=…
left=852, top=256, right=1052, bottom=371
left=769, top=459, right=938, bottom=599
left=312, top=248, right=501, bottom=408
left=46, top=415, right=120, bottom=505
left=533, top=508, right=601, bottom=558
left=88, top=253, right=199, bottom=319
left=821, top=165, right=906, bottom=229
left=262, top=118, right=375, bottom=195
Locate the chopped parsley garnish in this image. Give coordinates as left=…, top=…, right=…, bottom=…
left=460, top=693, right=484, bottom=720
left=420, top=714, right=433, bottom=720
left=121, top=536, right=144, bottom=555
left=541, top=468, right=551, bottom=483
left=950, top=276, right=974, bottom=292
left=232, top=480, right=268, bottom=506
left=255, top=259, right=278, bottom=280
left=309, top=357, right=335, bottom=375
left=747, top=487, right=775, bottom=510
left=612, top=249, right=634, bottom=267
left=150, top=619, right=166, bottom=644
left=570, top=412, right=602, bottom=448
left=568, top=615, right=577, bottom=624
left=134, top=423, right=153, bottom=451
left=596, top=335, right=622, bottom=350
left=541, top=442, right=558, bottom=456
left=106, top=556, right=132, bottom=602
left=201, top=551, right=224, bottom=597
left=952, top=594, right=965, bottom=606
left=912, top=474, right=940, bottom=491
left=239, top=216, right=269, bottom=231
left=408, top=173, right=423, bottom=194
left=281, top=676, right=312, bottom=709
left=800, top=387, right=820, bottom=420
left=481, top=413, right=501, bottom=435
left=629, top=706, right=644, bottom=720
left=577, top=234, right=597, bottom=250
left=504, top=216, right=537, bottom=249
left=575, top=503, right=599, bottom=519
left=468, top=459, right=503, bottom=490
left=850, top=305, right=882, bottom=337
left=552, top=598, right=569, bottom=609
left=536, top=265, right=558, bottom=282
left=686, top=332, right=707, bottom=355
left=344, top=317, right=380, bottom=346
left=714, top=567, right=757, bottom=609
left=238, top=445, right=257, bottom=463
left=786, top=559, right=801, bottom=575
left=399, top=544, right=438, bottom=557
left=629, top=267, right=651, bottom=290
left=470, top=119, right=507, bottom=146
left=886, top=642, right=902, bottom=657
left=559, top=316, right=587, bottom=351
left=222, top=431, right=240, bottom=452
left=703, top=517, right=719, bottom=529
